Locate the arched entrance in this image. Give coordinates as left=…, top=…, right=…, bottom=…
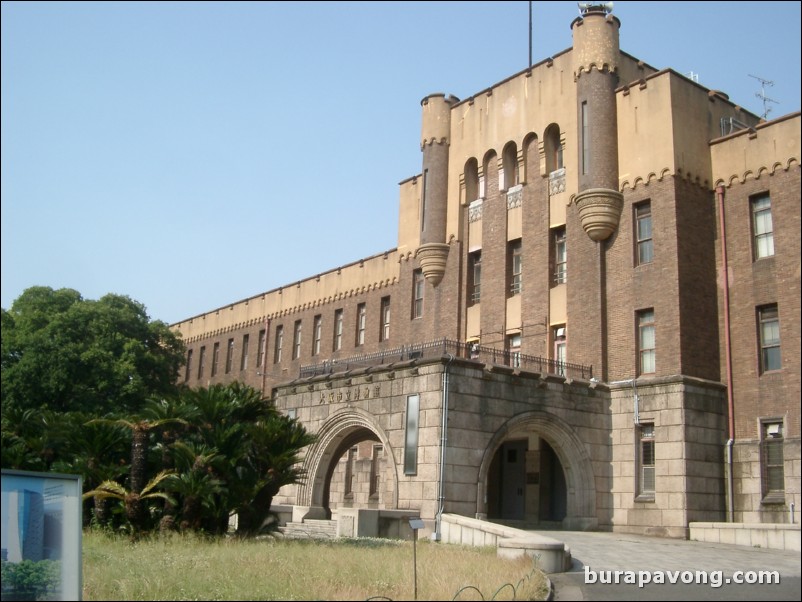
left=295, top=410, right=398, bottom=517
left=478, top=411, right=598, bottom=530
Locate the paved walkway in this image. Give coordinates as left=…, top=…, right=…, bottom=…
left=536, top=530, right=801, bottom=601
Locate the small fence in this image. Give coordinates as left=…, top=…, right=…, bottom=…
left=299, top=338, right=592, bottom=381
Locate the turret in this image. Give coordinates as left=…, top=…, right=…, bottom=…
left=571, top=3, right=623, bottom=241
left=415, top=93, right=458, bottom=286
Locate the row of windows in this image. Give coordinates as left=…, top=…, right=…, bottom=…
left=273, top=297, right=393, bottom=364
left=636, top=418, right=787, bottom=501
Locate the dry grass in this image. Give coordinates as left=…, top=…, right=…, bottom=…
left=82, top=530, right=549, bottom=601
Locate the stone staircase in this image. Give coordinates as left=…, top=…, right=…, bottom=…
left=278, top=518, right=338, bottom=540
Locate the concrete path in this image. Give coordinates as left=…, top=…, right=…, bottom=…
left=536, top=530, right=801, bottom=601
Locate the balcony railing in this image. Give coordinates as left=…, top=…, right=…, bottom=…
left=299, top=338, right=593, bottom=380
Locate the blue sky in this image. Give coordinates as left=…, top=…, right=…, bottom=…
left=2, top=1, right=800, bottom=325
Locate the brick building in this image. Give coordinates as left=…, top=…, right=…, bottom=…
left=172, top=4, right=800, bottom=540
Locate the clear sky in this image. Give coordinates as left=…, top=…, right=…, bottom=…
left=2, top=1, right=800, bottom=325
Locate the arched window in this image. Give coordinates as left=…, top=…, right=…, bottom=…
left=544, top=123, right=563, bottom=173
left=464, top=158, right=480, bottom=202
left=501, top=142, right=518, bottom=192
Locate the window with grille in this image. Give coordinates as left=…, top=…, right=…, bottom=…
left=761, top=420, right=785, bottom=502
left=638, top=423, right=655, bottom=499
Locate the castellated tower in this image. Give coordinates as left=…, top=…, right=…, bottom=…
left=415, top=93, right=458, bottom=286
left=571, top=5, right=623, bottom=240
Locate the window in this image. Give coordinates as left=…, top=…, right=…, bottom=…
left=380, top=297, right=391, bottom=342
left=313, top=315, right=322, bottom=356
left=412, top=270, right=424, bottom=319
left=370, top=445, right=383, bottom=498
left=257, top=329, right=266, bottom=367
left=185, top=349, right=193, bottom=382
left=293, top=320, right=302, bottom=360
left=752, top=194, right=774, bottom=259
left=638, top=423, right=655, bottom=498
left=638, top=309, right=655, bottom=375
left=225, top=338, right=234, bottom=374
left=507, top=333, right=521, bottom=368
left=509, top=240, right=522, bottom=296
left=581, top=101, right=589, bottom=175
left=554, top=326, right=566, bottom=376
left=761, top=420, right=785, bottom=501
left=469, top=251, right=482, bottom=304
left=198, top=346, right=206, bottom=379
left=758, top=305, right=781, bottom=372
left=274, top=325, right=284, bottom=364
left=240, top=334, right=249, bottom=371
left=553, top=228, right=567, bottom=284
left=333, top=309, right=343, bottom=351
left=344, top=446, right=356, bottom=497
left=356, top=303, right=366, bottom=346
left=545, top=123, right=563, bottom=173
left=211, top=342, right=220, bottom=377
left=420, top=168, right=428, bottom=233
left=404, top=394, right=420, bottom=475
left=635, top=202, right=653, bottom=265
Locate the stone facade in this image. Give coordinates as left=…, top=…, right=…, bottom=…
left=172, top=5, right=801, bottom=537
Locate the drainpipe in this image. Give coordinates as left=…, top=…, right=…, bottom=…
left=717, top=185, right=735, bottom=523
left=434, top=353, right=455, bottom=541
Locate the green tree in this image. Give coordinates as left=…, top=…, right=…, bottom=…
left=1, top=286, right=185, bottom=416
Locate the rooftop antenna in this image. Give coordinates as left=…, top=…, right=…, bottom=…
left=749, top=74, right=779, bottom=120
left=528, top=1, right=532, bottom=69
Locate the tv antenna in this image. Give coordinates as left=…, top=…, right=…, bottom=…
left=749, top=74, right=778, bottom=120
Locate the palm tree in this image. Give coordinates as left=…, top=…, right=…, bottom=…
left=88, top=412, right=187, bottom=532
left=163, top=441, right=224, bottom=531
left=83, top=470, right=175, bottom=536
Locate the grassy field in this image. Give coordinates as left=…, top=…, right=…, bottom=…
left=82, top=530, right=549, bottom=600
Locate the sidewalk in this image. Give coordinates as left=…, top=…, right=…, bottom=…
left=537, top=530, right=801, bottom=601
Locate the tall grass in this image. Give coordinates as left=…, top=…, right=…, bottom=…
left=82, top=530, right=549, bottom=601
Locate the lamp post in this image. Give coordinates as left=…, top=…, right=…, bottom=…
left=408, top=517, right=424, bottom=600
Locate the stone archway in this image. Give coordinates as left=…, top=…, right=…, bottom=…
left=296, top=409, right=399, bottom=514
left=477, top=410, right=598, bottom=530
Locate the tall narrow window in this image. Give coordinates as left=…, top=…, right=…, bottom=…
left=198, top=346, right=206, bottom=379
left=333, top=309, right=343, bottom=351
left=274, top=325, right=284, bottom=364
left=509, top=239, right=522, bottom=296
left=638, top=309, right=655, bottom=375
left=545, top=123, right=563, bottom=173
left=313, top=315, right=322, bottom=356
left=412, top=270, right=424, bottom=319
left=292, top=320, right=302, bottom=360
left=420, top=169, right=428, bottom=233
left=380, top=297, right=391, bottom=342
left=257, top=329, right=266, bottom=367
left=761, top=420, right=785, bottom=501
left=638, top=423, right=655, bottom=498
left=404, top=394, right=420, bottom=475
left=758, top=305, right=781, bottom=373
left=355, top=304, right=366, bottom=346
left=752, top=194, right=775, bottom=259
left=185, top=349, right=193, bottom=382
left=211, top=342, right=220, bottom=377
left=554, top=326, right=566, bottom=376
left=469, top=251, right=482, bottom=304
left=344, top=446, right=356, bottom=497
left=370, top=445, right=383, bottom=498
left=581, top=101, right=589, bottom=175
left=240, top=334, right=249, bottom=371
left=635, top=202, right=653, bottom=265
left=225, top=338, right=234, bottom=374
left=507, top=333, right=521, bottom=368
left=554, top=228, right=567, bottom=284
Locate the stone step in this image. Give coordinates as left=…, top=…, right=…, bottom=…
left=278, top=519, right=338, bottom=540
